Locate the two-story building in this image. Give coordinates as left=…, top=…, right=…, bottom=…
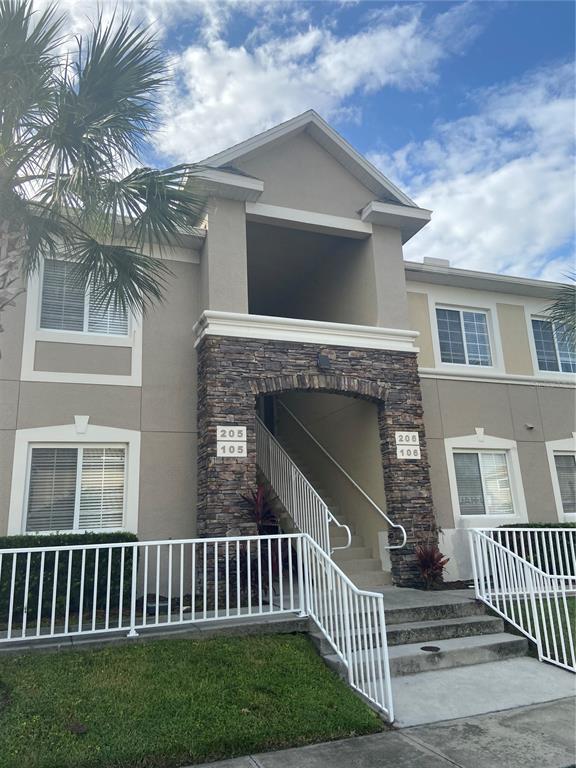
left=1, top=110, right=574, bottom=587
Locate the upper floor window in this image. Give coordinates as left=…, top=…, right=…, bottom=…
left=531, top=318, right=576, bottom=373
left=436, top=307, right=492, bottom=366
left=40, top=259, right=128, bottom=336
left=453, top=450, right=514, bottom=516
left=26, top=445, right=126, bottom=533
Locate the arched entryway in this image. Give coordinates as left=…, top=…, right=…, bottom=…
left=196, top=335, right=437, bottom=587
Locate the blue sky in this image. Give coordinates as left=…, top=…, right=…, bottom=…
left=58, top=0, right=575, bottom=280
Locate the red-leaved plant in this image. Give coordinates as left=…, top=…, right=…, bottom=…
left=240, top=484, right=278, bottom=535
left=415, top=544, right=450, bottom=589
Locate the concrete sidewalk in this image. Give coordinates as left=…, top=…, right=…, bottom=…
left=194, top=697, right=575, bottom=768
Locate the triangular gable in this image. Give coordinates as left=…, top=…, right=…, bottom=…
left=201, top=110, right=417, bottom=209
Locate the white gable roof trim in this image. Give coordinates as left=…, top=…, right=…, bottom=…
left=201, top=110, right=418, bottom=209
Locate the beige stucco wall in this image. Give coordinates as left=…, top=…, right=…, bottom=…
left=34, top=342, right=132, bottom=375
left=407, top=291, right=435, bottom=367
left=421, top=378, right=575, bottom=532
left=276, top=392, right=389, bottom=566
left=497, top=303, right=534, bottom=375
left=0, top=259, right=200, bottom=540
left=236, top=131, right=374, bottom=218
left=201, top=198, right=248, bottom=313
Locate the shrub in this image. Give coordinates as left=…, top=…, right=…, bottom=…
left=415, top=543, right=449, bottom=589
left=0, top=532, right=138, bottom=627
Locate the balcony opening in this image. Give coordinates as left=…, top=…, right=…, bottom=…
left=246, top=222, right=376, bottom=326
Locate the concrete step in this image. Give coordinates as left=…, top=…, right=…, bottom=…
left=386, top=614, right=505, bottom=646
left=338, top=558, right=383, bottom=574
left=387, top=632, right=529, bottom=677
left=332, top=534, right=363, bottom=548
left=310, top=614, right=504, bottom=656
left=332, top=546, right=372, bottom=561
left=351, top=571, right=390, bottom=588
left=384, top=598, right=486, bottom=627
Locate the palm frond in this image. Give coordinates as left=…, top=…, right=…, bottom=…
left=546, top=275, right=576, bottom=347
left=0, top=0, right=64, bottom=143
left=83, top=165, right=207, bottom=249
left=67, top=234, right=171, bottom=315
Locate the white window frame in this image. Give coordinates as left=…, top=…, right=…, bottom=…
left=434, top=304, right=495, bottom=369
left=529, top=315, right=576, bottom=376
left=445, top=430, right=528, bottom=528
left=38, top=258, right=131, bottom=338
left=20, top=262, right=143, bottom=386
left=545, top=434, right=576, bottom=522
left=8, top=421, right=140, bottom=535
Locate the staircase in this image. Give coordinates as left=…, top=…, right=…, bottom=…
left=312, top=596, right=527, bottom=679
left=273, top=438, right=391, bottom=589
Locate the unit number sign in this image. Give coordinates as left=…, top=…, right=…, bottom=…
left=395, top=431, right=421, bottom=460
left=216, top=425, right=247, bottom=459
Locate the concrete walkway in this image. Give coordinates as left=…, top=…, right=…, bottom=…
left=193, top=697, right=575, bottom=768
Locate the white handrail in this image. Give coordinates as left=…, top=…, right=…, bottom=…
left=469, top=528, right=575, bottom=673
left=256, top=416, right=351, bottom=553
left=301, top=534, right=394, bottom=720
left=0, top=531, right=395, bottom=720
left=277, top=401, right=407, bottom=549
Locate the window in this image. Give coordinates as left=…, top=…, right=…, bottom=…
left=436, top=308, right=492, bottom=366
left=26, top=446, right=126, bottom=532
left=553, top=454, right=576, bottom=516
left=453, top=451, right=514, bottom=516
left=531, top=318, right=576, bottom=373
left=40, top=259, right=128, bottom=336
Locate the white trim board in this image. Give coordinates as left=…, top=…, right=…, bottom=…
left=545, top=434, right=576, bottom=523
left=194, top=310, right=419, bottom=353
left=7, top=421, right=141, bottom=536
left=444, top=430, right=528, bottom=530
left=245, top=202, right=372, bottom=239
left=361, top=201, right=431, bottom=244
left=201, top=110, right=418, bottom=208
left=419, top=369, right=576, bottom=389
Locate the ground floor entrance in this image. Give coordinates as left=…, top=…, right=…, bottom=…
left=195, top=326, right=438, bottom=587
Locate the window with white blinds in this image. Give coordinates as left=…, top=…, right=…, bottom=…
left=40, top=259, right=128, bottom=336
left=26, top=446, right=126, bottom=532
left=554, top=453, right=576, bottom=516
left=453, top=451, right=514, bottom=516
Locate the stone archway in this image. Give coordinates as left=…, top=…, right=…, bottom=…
left=196, top=335, right=437, bottom=587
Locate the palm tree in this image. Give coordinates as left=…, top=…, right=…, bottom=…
left=0, top=0, right=206, bottom=341
left=547, top=275, right=576, bottom=347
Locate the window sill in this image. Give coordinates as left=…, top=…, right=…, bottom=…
left=35, top=330, right=134, bottom=347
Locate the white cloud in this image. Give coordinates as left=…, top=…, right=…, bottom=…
left=152, top=3, right=485, bottom=161
left=369, top=64, right=576, bottom=281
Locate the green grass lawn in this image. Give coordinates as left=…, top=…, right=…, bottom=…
left=503, top=595, right=575, bottom=666
left=0, top=634, right=383, bottom=768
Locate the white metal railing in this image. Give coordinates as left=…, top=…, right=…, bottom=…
left=0, top=532, right=394, bottom=719
left=301, top=534, right=394, bottom=719
left=277, top=402, right=407, bottom=549
left=472, top=527, right=576, bottom=584
left=0, top=534, right=304, bottom=644
left=469, top=529, right=575, bottom=673
left=256, top=417, right=352, bottom=554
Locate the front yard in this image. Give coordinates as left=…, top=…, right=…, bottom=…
left=0, top=634, right=383, bottom=768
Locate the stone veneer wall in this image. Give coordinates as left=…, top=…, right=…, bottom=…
left=197, top=335, right=437, bottom=587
